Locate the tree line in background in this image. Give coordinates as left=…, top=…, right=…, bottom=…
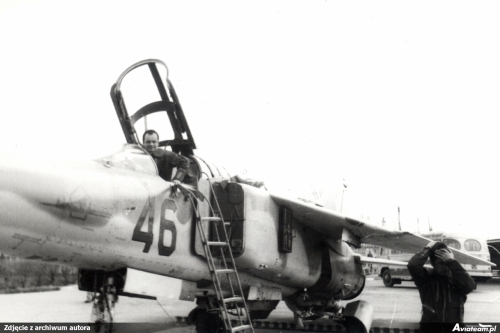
left=0, top=256, right=78, bottom=292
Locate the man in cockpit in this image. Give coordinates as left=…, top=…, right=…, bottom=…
left=142, top=130, right=189, bottom=184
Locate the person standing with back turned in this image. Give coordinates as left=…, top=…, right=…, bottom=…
left=408, top=241, right=476, bottom=332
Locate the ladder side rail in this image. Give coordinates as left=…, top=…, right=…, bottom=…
left=207, top=182, right=249, bottom=285
left=208, top=189, right=241, bottom=298
left=209, top=231, right=245, bottom=327
left=190, top=199, right=226, bottom=304
left=188, top=194, right=235, bottom=330
left=203, top=215, right=239, bottom=329
left=209, top=221, right=248, bottom=327
left=210, top=217, right=240, bottom=303
left=189, top=196, right=231, bottom=326
left=186, top=184, right=254, bottom=333
left=191, top=196, right=219, bottom=274
left=207, top=181, right=254, bottom=331
left=193, top=186, right=237, bottom=291
left=208, top=225, right=246, bottom=329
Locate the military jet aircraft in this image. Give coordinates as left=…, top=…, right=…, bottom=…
left=0, top=59, right=494, bottom=333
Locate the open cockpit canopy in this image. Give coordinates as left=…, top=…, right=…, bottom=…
left=110, top=60, right=232, bottom=182
left=111, top=59, right=196, bottom=157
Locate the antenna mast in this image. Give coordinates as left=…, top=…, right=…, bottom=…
left=398, top=207, right=401, bottom=231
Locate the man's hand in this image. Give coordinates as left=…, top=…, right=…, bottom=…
left=170, top=180, right=181, bottom=197
left=435, top=248, right=454, bottom=262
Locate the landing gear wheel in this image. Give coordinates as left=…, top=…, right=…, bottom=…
left=383, top=269, right=394, bottom=287
left=187, top=307, right=203, bottom=325
left=345, top=317, right=369, bottom=333
left=293, top=313, right=304, bottom=328
left=194, top=310, right=224, bottom=333
left=474, top=277, right=491, bottom=283
left=249, top=310, right=273, bottom=320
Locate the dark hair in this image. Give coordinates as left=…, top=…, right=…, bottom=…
left=429, top=242, right=448, bottom=266
left=142, top=130, right=159, bottom=143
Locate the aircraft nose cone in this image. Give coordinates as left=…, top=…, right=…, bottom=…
left=0, top=151, right=113, bottom=259
left=0, top=152, right=33, bottom=188
left=0, top=152, right=57, bottom=255
left=0, top=151, right=62, bottom=203
left=0, top=151, right=113, bottom=223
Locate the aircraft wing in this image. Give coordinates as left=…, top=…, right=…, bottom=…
left=271, top=193, right=495, bottom=267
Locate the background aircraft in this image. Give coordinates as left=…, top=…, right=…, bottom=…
left=0, top=59, right=494, bottom=333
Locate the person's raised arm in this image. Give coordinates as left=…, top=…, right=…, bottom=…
left=408, top=241, right=436, bottom=285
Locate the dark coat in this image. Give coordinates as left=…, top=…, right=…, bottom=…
left=150, top=149, right=189, bottom=182
left=408, top=248, right=476, bottom=323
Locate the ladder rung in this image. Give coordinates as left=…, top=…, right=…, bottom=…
left=215, top=269, right=236, bottom=274
left=232, top=325, right=251, bottom=332
left=207, top=241, right=228, bottom=246
left=201, top=217, right=222, bottom=222
left=223, top=296, right=243, bottom=304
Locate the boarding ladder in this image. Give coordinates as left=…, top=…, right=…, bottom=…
left=185, top=183, right=254, bottom=333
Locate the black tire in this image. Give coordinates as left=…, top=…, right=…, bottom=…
left=195, top=311, right=224, bottom=333
left=249, top=310, right=273, bottom=320
left=345, top=317, right=369, bottom=333
left=187, top=307, right=203, bottom=325
left=382, top=269, right=394, bottom=287
left=474, top=277, right=492, bottom=283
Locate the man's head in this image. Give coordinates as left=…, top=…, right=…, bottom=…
left=143, top=130, right=159, bottom=153
left=429, top=242, right=452, bottom=276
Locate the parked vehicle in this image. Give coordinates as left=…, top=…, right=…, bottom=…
left=487, top=239, right=500, bottom=278
left=378, top=231, right=492, bottom=287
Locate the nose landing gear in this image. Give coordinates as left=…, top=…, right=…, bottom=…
left=90, top=275, right=118, bottom=333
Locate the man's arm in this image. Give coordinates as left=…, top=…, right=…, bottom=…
left=165, top=151, right=190, bottom=183
left=231, top=174, right=265, bottom=188
left=407, top=243, right=435, bottom=286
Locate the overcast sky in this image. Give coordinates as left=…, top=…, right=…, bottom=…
left=1, top=0, right=499, bottom=237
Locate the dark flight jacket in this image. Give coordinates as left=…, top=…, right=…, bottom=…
left=407, top=249, right=476, bottom=323
left=150, top=149, right=189, bottom=182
